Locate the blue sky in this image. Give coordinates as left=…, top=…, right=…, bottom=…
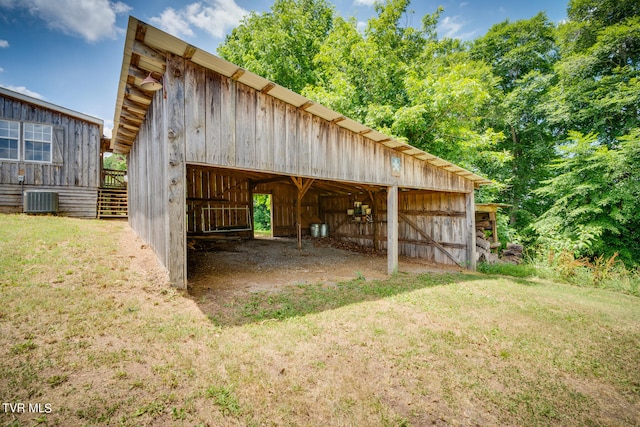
left=0, top=0, right=567, bottom=137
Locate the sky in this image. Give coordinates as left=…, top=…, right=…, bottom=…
left=0, top=0, right=568, bottom=137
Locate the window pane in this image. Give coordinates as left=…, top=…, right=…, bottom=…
left=25, top=140, right=51, bottom=162
left=0, top=120, right=19, bottom=139
left=0, top=137, right=18, bottom=159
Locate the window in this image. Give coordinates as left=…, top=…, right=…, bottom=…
left=24, top=123, right=52, bottom=162
left=0, top=119, right=19, bottom=160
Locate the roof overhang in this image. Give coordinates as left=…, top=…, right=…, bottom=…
left=112, top=16, right=492, bottom=188
left=0, top=86, right=104, bottom=137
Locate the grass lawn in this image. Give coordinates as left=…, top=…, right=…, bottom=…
left=0, top=214, right=638, bottom=426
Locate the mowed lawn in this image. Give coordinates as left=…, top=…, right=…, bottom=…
left=0, top=215, right=639, bottom=426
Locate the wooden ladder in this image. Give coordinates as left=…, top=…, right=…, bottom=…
left=97, top=188, right=128, bottom=219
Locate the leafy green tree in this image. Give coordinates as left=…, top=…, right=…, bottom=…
left=217, top=0, right=335, bottom=93
left=103, top=153, right=126, bottom=171
left=471, top=13, right=560, bottom=226
left=533, top=130, right=640, bottom=266
left=548, top=0, right=640, bottom=144
left=253, top=194, right=271, bottom=231
left=305, top=1, right=503, bottom=170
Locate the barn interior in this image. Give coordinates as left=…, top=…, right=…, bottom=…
left=185, top=163, right=470, bottom=285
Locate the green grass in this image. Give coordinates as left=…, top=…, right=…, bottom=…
left=1, top=214, right=639, bottom=426
left=478, top=259, right=640, bottom=296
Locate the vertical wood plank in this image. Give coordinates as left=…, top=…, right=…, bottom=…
left=285, top=104, right=298, bottom=174
left=273, top=100, right=287, bottom=172
left=235, top=82, right=256, bottom=168
left=185, top=60, right=206, bottom=163
left=220, top=75, right=236, bottom=166
left=256, top=92, right=274, bottom=171
left=166, top=53, right=187, bottom=288
left=205, top=70, right=222, bottom=164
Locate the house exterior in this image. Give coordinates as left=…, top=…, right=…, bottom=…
left=0, top=87, right=104, bottom=217
left=111, top=17, right=491, bottom=289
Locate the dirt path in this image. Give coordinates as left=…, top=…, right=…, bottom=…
left=187, top=236, right=460, bottom=298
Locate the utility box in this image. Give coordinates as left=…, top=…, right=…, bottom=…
left=24, top=191, right=59, bottom=214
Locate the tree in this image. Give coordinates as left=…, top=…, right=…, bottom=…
left=548, top=0, right=640, bottom=144
left=305, top=1, right=503, bottom=170
left=471, top=14, right=560, bottom=227
left=533, top=130, right=640, bottom=266
left=103, top=153, right=126, bottom=171
left=217, top=0, right=335, bottom=93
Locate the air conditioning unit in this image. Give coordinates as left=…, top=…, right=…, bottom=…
left=24, top=191, right=59, bottom=214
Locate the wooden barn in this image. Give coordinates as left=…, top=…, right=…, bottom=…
left=0, top=86, right=108, bottom=217
left=111, top=17, right=491, bottom=289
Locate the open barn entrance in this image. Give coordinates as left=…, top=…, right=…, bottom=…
left=185, top=163, right=391, bottom=294
left=186, top=164, right=470, bottom=294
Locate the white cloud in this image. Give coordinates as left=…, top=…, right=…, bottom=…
left=438, top=15, right=476, bottom=40
left=150, top=8, right=195, bottom=38
left=0, top=84, right=44, bottom=99
left=0, top=39, right=8, bottom=48
left=356, top=21, right=366, bottom=33
left=0, top=0, right=131, bottom=43
left=354, top=0, right=376, bottom=5
left=151, top=0, right=248, bottom=40
left=0, top=67, right=4, bottom=73
left=103, top=119, right=114, bottom=138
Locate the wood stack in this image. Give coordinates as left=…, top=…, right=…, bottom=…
left=476, top=229, right=499, bottom=264
left=476, top=217, right=501, bottom=264
left=502, top=243, right=524, bottom=264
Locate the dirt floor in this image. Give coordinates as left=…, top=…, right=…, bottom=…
left=187, top=235, right=461, bottom=299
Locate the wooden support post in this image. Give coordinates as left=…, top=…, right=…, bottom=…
left=490, top=211, right=498, bottom=245
left=166, top=53, right=187, bottom=288
left=290, top=177, right=314, bottom=249
left=466, top=191, right=477, bottom=270
left=248, top=179, right=255, bottom=240
left=368, top=190, right=378, bottom=251
left=387, top=185, right=399, bottom=275
left=296, top=189, right=302, bottom=249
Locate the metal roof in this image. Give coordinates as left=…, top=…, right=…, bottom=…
left=112, top=16, right=492, bottom=187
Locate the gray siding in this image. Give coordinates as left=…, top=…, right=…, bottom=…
left=128, top=90, right=171, bottom=274
left=0, top=94, right=101, bottom=217
left=179, top=57, right=473, bottom=194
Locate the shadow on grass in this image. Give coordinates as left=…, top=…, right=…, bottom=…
left=189, top=271, right=487, bottom=328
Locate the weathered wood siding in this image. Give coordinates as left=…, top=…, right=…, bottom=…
left=179, top=56, right=473, bottom=194
left=128, top=90, right=171, bottom=274
left=321, top=190, right=470, bottom=267
left=0, top=93, right=101, bottom=217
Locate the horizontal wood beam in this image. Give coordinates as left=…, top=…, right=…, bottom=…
left=261, top=82, right=275, bottom=94
left=125, top=86, right=153, bottom=104
left=231, top=68, right=245, bottom=80
left=252, top=176, right=291, bottom=187
left=298, top=101, right=314, bottom=111
left=132, top=40, right=166, bottom=71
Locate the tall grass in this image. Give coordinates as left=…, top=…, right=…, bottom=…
left=479, top=251, right=640, bottom=296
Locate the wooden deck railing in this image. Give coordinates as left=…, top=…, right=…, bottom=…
left=102, top=169, right=127, bottom=189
